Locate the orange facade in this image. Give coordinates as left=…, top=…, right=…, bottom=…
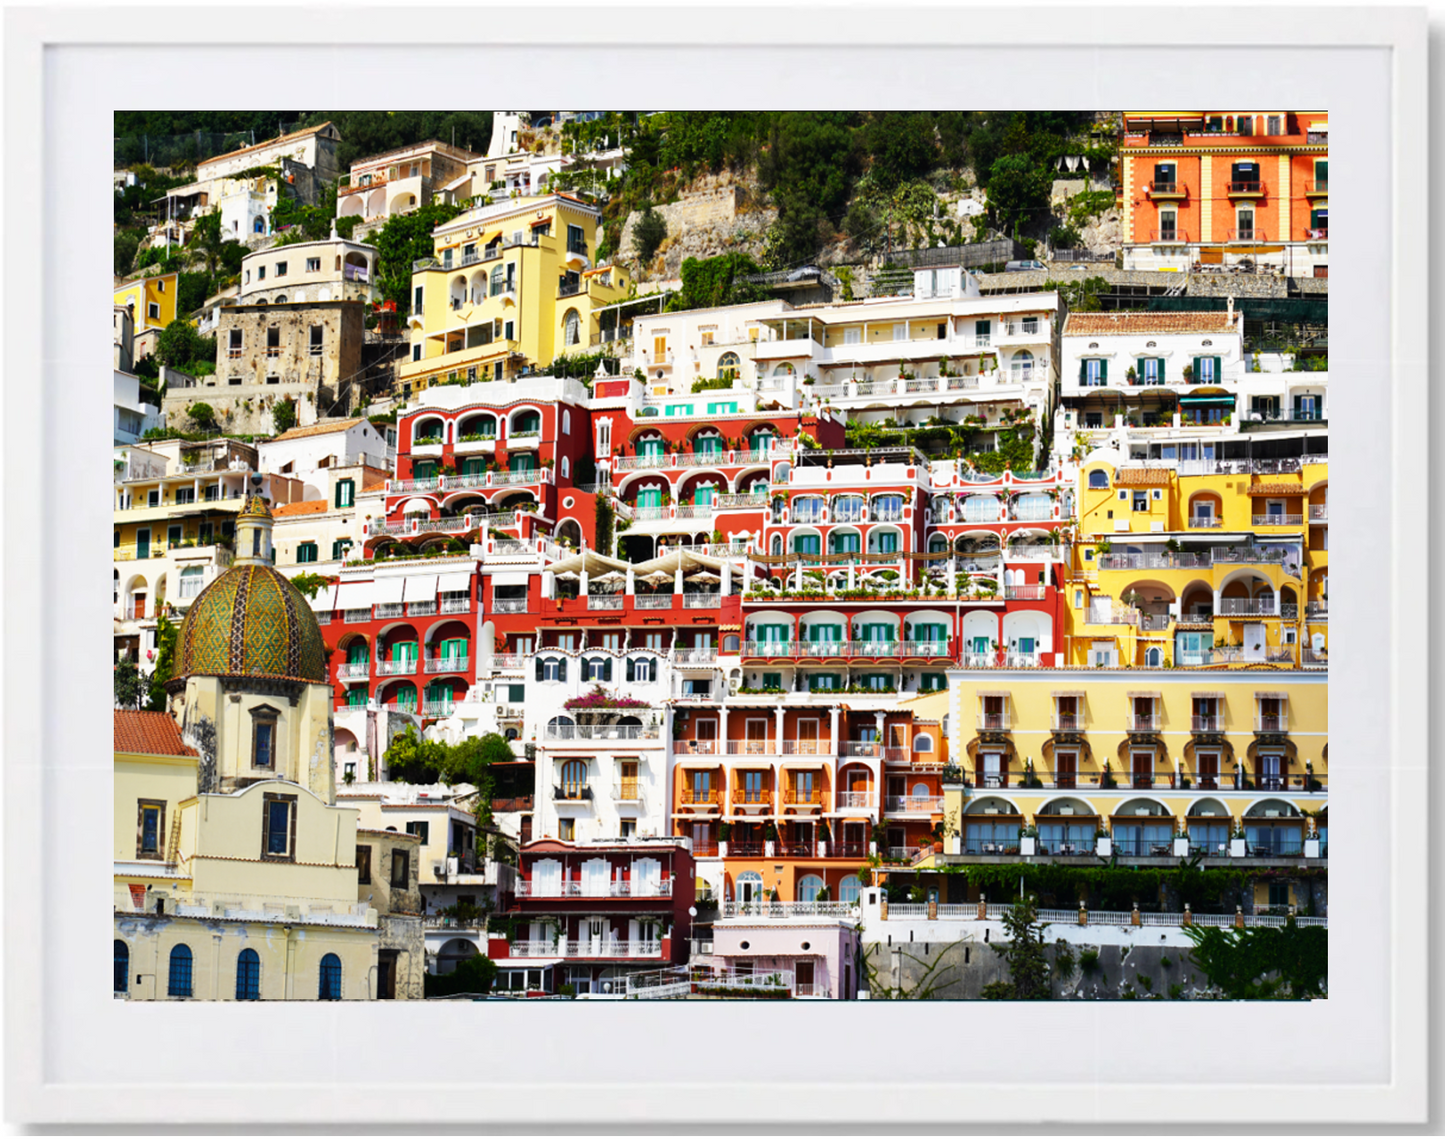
left=1121, top=112, right=1328, bottom=248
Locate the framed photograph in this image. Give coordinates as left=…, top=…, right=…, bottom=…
left=4, top=3, right=1429, bottom=1128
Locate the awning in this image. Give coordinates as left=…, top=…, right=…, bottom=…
left=1051, top=690, right=1085, bottom=698
left=373, top=577, right=407, bottom=605
left=307, top=584, right=338, bottom=612
left=1255, top=691, right=1289, bottom=701
left=335, top=581, right=375, bottom=609
left=1249, top=484, right=1304, bottom=496
left=976, top=690, right=1011, bottom=699
left=674, top=757, right=722, bottom=770
left=778, top=759, right=826, bottom=769
left=437, top=570, right=473, bottom=593
left=1127, top=691, right=1162, bottom=699
left=1179, top=394, right=1235, bottom=404
left=1191, top=691, right=1226, bottom=700
left=490, top=571, right=532, bottom=587
left=529, top=217, right=551, bottom=228
left=403, top=574, right=437, bottom=601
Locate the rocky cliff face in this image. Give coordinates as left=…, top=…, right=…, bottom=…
left=619, top=172, right=776, bottom=282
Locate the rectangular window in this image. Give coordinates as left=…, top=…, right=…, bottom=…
left=147, top=302, right=161, bottom=321
left=558, top=818, right=575, bottom=841
left=262, top=795, right=294, bottom=858
left=843, top=327, right=861, bottom=345
left=306, top=257, right=321, bottom=273
left=252, top=717, right=276, bottom=769
left=405, top=820, right=431, bottom=846
left=137, top=801, right=164, bottom=857
left=174, top=487, right=195, bottom=505
left=309, top=326, right=323, bottom=356
left=266, top=327, right=281, bottom=357
left=257, top=266, right=265, bottom=280
left=1158, top=209, right=1178, bottom=242
left=356, top=845, right=372, bottom=884
left=335, top=479, right=355, bottom=509
left=275, top=261, right=287, bottom=277
left=1267, top=115, right=1282, bottom=136
left=390, top=849, right=409, bottom=888
left=228, top=329, right=243, bottom=358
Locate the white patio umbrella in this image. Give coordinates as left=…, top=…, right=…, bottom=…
left=687, top=571, right=722, bottom=584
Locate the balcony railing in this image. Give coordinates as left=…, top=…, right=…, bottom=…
left=1188, top=516, right=1223, bottom=529
left=544, top=725, right=660, bottom=741
left=424, top=656, right=468, bottom=674
left=1218, top=598, right=1278, bottom=617
left=1127, top=713, right=1159, bottom=732
left=679, top=789, right=719, bottom=807
left=440, top=597, right=472, bottom=614
left=836, top=792, right=875, bottom=810
left=336, top=662, right=369, bottom=681
left=1228, top=228, right=1267, bottom=241
left=673, top=648, right=717, bottom=665
left=885, top=795, right=944, bottom=813
left=373, top=603, right=404, bottom=620
left=1255, top=713, right=1289, bottom=733
left=1227, top=181, right=1264, bottom=195
left=587, top=594, right=625, bottom=610
left=421, top=701, right=455, bottom=718
left=722, top=901, right=856, bottom=919
left=1004, top=585, right=1047, bottom=601
left=683, top=592, right=721, bottom=609
left=1051, top=712, right=1083, bottom=732
left=1191, top=715, right=1222, bottom=733
left=1306, top=601, right=1328, bottom=620
left=634, top=594, right=674, bottom=610
left=781, top=788, right=824, bottom=806
left=730, top=790, right=773, bottom=807
left=1253, top=514, right=1304, bottom=526
left=375, top=658, right=416, bottom=676
left=612, top=782, right=644, bottom=802
left=1150, top=229, right=1188, bottom=243
left=343, top=608, right=370, bottom=624
left=492, top=598, right=527, bottom=613
left=514, top=878, right=674, bottom=900
left=977, top=714, right=1010, bottom=731
left=1146, top=182, right=1184, bottom=197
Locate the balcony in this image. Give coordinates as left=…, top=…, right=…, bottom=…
left=373, top=603, right=404, bottom=620
left=492, top=598, right=528, bottom=613
left=514, top=878, right=674, bottom=900
left=634, top=595, right=674, bottom=610
left=836, top=791, right=876, bottom=811
left=1188, top=515, right=1223, bottom=529
left=543, top=725, right=661, bottom=742
left=424, top=656, right=468, bottom=674
left=1098, top=552, right=1211, bottom=571
left=440, top=597, right=472, bottom=614
left=336, top=662, right=369, bottom=682
left=1051, top=712, right=1084, bottom=732
left=679, top=788, right=720, bottom=808
left=683, top=592, right=721, bottom=609
left=343, top=608, right=370, bottom=624
left=1305, top=181, right=1329, bottom=197
left=1253, top=514, right=1304, bottom=526
left=552, top=783, right=593, bottom=802
left=1218, top=598, right=1278, bottom=617
left=1227, top=228, right=1268, bottom=242
left=673, top=647, right=717, bottom=666
left=1191, top=715, right=1222, bottom=733
left=1149, top=229, right=1189, bottom=243
left=977, top=713, right=1010, bottom=731
left=1126, top=713, right=1159, bottom=732
left=1306, top=601, right=1328, bottom=620
left=781, top=788, right=825, bottom=807
left=1146, top=181, right=1186, bottom=199
left=587, top=595, right=625, bottom=610
left=885, top=795, right=944, bottom=814
left=730, top=789, right=774, bottom=811
left=421, top=700, right=455, bottom=718
left=612, top=782, right=644, bottom=803
left=1226, top=181, right=1265, bottom=198
left=1004, top=585, right=1047, bottom=601
left=1255, top=713, right=1289, bottom=733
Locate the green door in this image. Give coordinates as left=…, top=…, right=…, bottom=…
left=136, top=529, right=150, bottom=559
left=439, top=637, right=468, bottom=663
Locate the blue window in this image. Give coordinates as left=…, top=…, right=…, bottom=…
left=168, top=944, right=193, bottom=997
left=265, top=800, right=290, bottom=855
left=318, top=953, right=342, bottom=1000
left=236, top=949, right=260, bottom=1000
left=114, top=940, right=129, bottom=993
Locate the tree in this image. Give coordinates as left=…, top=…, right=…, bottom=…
left=156, top=319, right=214, bottom=372
left=190, top=211, right=227, bottom=278
left=372, top=201, right=464, bottom=312
left=667, top=253, right=767, bottom=313
left=632, top=205, right=667, bottom=265
left=985, top=153, right=1054, bottom=235
left=289, top=571, right=335, bottom=599
left=114, top=230, right=141, bottom=276
left=272, top=397, right=298, bottom=436
left=186, top=402, right=218, bottom=433
left=1185, top=919, right=1327, bottom=999
left=145, top=615, right=179, bottom=712
left=114, top=660, right=146, bottom=710
left=177, top=273, right=211, bottom=317
left=980, top=896, right=1052, bottom=999
left=423, top=950, right=497, bottom=998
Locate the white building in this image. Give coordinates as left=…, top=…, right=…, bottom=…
left=238, top=235, right=378, bottom=305
left=259, top=417, right=395, bottom=493
left=113, top=369, right=162, bottom=446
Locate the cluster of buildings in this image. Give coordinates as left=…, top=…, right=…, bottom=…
left=114, top=110, right=1328, bottom=1001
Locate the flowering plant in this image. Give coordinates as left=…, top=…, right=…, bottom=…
left=563, top=685, right=649, bottom=712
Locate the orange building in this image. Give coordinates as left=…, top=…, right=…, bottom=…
left=1119, top=112, right=1328, bottom=277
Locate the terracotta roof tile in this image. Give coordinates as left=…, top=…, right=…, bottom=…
left=1114, top=467, right=1173, bottom=486
left=114, top=711, right=197, bottom=758
left=1063, top=312, right=1238, bottom=337
left=273, top=499, right=330, bottom=517
left=1248, top=482, right=1304, bottom=496
left=362, top=476, right=388, bottom=491
left=271, top=418, right=365, bottom=442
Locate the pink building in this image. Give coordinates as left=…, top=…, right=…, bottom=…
left=709, top=916, right=862, bottom=999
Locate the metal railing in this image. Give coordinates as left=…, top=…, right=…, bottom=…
left=683, top=593, right=721, bottom=609
left=544, top=725, right=661, bottom=741
left=1227, top=228, right=1267, bottom=241
left=1227, top=181, right=1264, bottom=194
left=587, top=595, right=625, bottom=610
left=722, top=901, right=856, bottom=919
left=423, top=656, right=467, bottom=674
left=1253, top=514, right=1304, bottom=526
left=336, top=663, right=369, bottom=681
left=492, top=598, right=527, bottom=613
left=440, top=597, right=472, bottom=614
left=885, top=795, right=944, bottom=813
left=1255, top=713, right=1289, bottom=733
left=375, top=658, right=416, bottom=675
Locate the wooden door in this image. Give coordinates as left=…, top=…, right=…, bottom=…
left=795, top=960, right=815, bottom=997
left=1055, top=751, right=1077, bottom=789
left=1197, top=752, right=1219, bottom=790
left=798, top=719, right=819, bottom=754
left=745, top=718, right=767, bottom=754
left=1132, top=751, right=1154, bottom=789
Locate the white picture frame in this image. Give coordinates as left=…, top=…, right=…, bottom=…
left=2, top=3, right=1429, bottom=1127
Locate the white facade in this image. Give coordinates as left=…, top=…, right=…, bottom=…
left=113, top=370, right=161, bottom=445
left=258, top=419, right=395, bottom=490
left=239, top=237, right=378, bottom=305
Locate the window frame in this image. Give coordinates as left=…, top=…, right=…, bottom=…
left=390, top=848, right=410, bottom=889
left=356, top=844, right=372, bottom=884
left=167, top=944, right=194, bottom=998
left=260, top=792, right=298, bottom=862
left=250, top=705, right=280, bottom=770
left=136, top=799, right=166, bottom=859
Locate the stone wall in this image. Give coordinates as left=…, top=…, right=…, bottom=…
left=378, top=914, right=426, bottom=1001
left=619, top=173, right=777, bottom=279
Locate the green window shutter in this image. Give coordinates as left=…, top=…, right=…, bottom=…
left=1192, top=357, right=1201, bottom=380
left=1079, top=361, right=1086, bottom=384
left=1100, top=359, right=1108, bottom=383
left=1157, top=358, right=1166, bottom=383
left=1213, top=356, right=1222, bottom=379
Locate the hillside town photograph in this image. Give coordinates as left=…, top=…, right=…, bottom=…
left=112, top=109, right=1328, bottom=1002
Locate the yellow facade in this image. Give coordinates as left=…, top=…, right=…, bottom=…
left=397, top=194, right=629, bottom=394
left=938, top=669, right=1327, bottom=860
left=113, top=272, right=180, bottom=333
left=1065, top=458, right=1328, bottom=668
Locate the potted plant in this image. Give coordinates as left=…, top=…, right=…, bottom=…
left=1126, top=365, right=1138, bottom=384
left=1173, top=824, right=1190, bottom=858
left=1095, top=825, right=1112, bottom=858
left=1100, top=761, right=1118, bottom=790
left=1020, top=823, right=1038, bottom=857
left=1182, top=364, right=1194, bottom=383
left=1229, top=821, right=1247, bottom=858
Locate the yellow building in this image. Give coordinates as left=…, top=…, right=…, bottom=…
left=396, top=192, right=630, bottom=395
left=1064, top=455, right=1327, bottom=669
left=936, top=669, right=1326, bottom=899
left=113, top=271, right=180, bottom=334
left=114, top=493, right=416, bottom=1000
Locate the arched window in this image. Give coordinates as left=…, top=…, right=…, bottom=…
left=318, top=953, right=342, bottom=1000
left=771, top=534, right=783, bottom=556
left=1011, top=349, right=1034, bottom=377
left=773, top=362, right=795, bottom=377
left=490, top=265, right=505, bottom=295
left=837, top=875, right=862, bottom=904
left=1088, top=470, right=1110, bottom=489
left=513, top=411, right=542, bottom=435
left=236, top=948, right=260, bottom=1000
left=735, top=870, right=764, bottom=903
left=178, top=565, right=205, bottom=599
left=253, top=217, right=265, bottom=234
left=168, top=944, right=193, bottom=997
left=913, top=734, right=934, bottom=753
left=723, top=634, right=740, bottom=653
left=796, top=874, right=824, bottom=902
left=717, top=352, right=740, bottom=381
left=911, top=782, right=930, bottom=798
left=561, top=455, right=570, bottom=478
left=114, top=940, right=129, bottom=994
left=563, top=308, right=581, bottom=346
left=274, top=295, right=286, bottom=304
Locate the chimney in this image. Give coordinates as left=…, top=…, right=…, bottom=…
left=1227, top=295, right=1235, bottom=322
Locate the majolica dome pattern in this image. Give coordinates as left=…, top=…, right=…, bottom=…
left=176, top=563, right=328, bottom=683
